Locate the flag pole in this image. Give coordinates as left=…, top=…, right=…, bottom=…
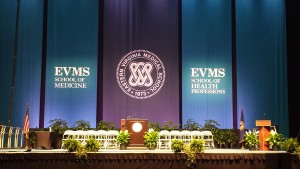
left=6, top=0, right=21, bottom=148
left=24, top=103, right=29, bottom=149
left=8, top=0, right=21, bottom=127
left=239, top=108, right=245, bottom=149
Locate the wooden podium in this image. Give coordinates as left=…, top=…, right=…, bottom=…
left=127, top=119, right=148, bottom=147
left=256, top=120, right=271, bottom=150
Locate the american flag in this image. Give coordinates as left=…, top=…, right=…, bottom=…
left=23, top=104, right=29, bottom=134
left=239, top=109, right=245, bottom=143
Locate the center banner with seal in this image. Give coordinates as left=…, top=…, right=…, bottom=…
left=102, top=0, right=180, bottom=127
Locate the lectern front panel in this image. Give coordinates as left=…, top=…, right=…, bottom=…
left=127, top=119, right=148, bottom=146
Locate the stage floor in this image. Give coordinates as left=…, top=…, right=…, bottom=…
left=0, top=148, right=289, bottom=154
left=0, top=148, right=299, bottom=169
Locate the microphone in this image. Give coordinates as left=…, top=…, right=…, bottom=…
left=127, top=112, right=137, bottom=120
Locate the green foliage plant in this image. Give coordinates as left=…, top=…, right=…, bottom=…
left=266, top=130, right=284, bottom=148
left=281, top=137, right=299, bottom=153
left=28, top=131, right=37, bottom=148
left=48, top=119, right=68, bottom=134
left=214, top=130, right=226, bottom=148
left=144, top=128, right=159, bottom=149
left=184, top=119, right=201, bottom=131
left=190, top=139, right=205, bottom=153
left=224, top=129, right=239, bottom=148
left=171, top=139, right=184, bottom=152
left=183, top=145, right=197, bottom=168
left=85, top=138, right=101, bottom=152
left=75, top=146, right=88, bottom=161
left=116, top=130, right=130, bottom=145
left=62, top=137, right=82, bottom=152
left=148, top=121, right=161, bottom=132
left=183, top=139, right=205, bottom=168
left=96, top=121, right=115, bottom=130
left=161, top=121, right=180, bottom=131
left=202, top=119, right=220, bottom=132
left=72, top=120, right=90, bottom=131
left=245, top=130, right=259, bottom=148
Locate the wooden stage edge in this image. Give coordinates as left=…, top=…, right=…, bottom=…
left=0, top=148, right=300, bottom=169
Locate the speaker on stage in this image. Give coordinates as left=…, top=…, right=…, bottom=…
left=127, top=119, right=148, bottom=147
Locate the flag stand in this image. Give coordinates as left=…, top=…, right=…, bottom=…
left=25, top=132, right=29, bottom=149
left=240, top=141, right=245, bottom=149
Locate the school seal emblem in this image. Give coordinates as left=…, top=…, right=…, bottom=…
left=116, top=50, right=165, bottom=99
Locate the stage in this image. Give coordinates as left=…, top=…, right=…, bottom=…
left=1, top=148, right=299, bottom=169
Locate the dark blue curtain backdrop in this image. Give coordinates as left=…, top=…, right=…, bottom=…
left=0, top=0, right=43, bottom=127
left=0, top=0, right=17, bottom=125
left=236, top=0, right=288, bottom=136
left=102, top=0, right=180, bottom=127
left=0, top=1, right=288, bottom=135
left=182, top=0, right=233, bottom=128
left=13, top=0, right=43, bottom=127
left=45, top=0, right=99, bottom=127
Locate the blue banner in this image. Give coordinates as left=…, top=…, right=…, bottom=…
left=44, top=0, right=98, bottom=127
left=182, top=0, right=233, bottom=128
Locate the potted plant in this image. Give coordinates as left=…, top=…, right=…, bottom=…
left=161, top=121, right=180, bottom=131
left=144, top=128, right=159, bottom=150
left=49, top=119, right=68, bottom=148
left=72, top=120, right=90, bottom=131
left=224, top=129, right=239, bottom=148
left=190, top=139, right=205, bottom=153
left=266, top=130, right=284, bottom=151
left=28, top=131, right=37, bottom=148
left=96, top=121, right=115, bottom=131
left=84, top=138, right=101, bottom=152
left=171, top=139, right=184, bottom=152
left=281, top=137, right=299, bottom=153
left=148, top=121, right=161, bottom=132
left=214, top=130, right=226, bottom=148
left=182, top=139, right=205, bottom=168
left=245, top=130, right=259, bottom=150
left=183, top=119, right=201, bottom=131
left=116, top=130, right=130, bottom=150
left=48, top=119, right=68, bottom=134
left=62, top=137, right=82, bottom=152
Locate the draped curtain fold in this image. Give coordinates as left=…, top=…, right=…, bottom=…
left=236, top=0, right=288, bottom=136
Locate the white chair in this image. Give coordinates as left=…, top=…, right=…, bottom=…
left=96, top=130, right=108, bottom=149
left=74, top=130, right=87, bottom=144
left=202, top=131, right=214, bottom=148
left=169, top=130, right=181, bottom=140
left=20, top=129, right=24, bottom=148
left=14, top=127, right=20, bottom=148
left=158, top=130, right=170, bottom=149
left=62, top=130, right=76, bottom=139
left=85, top=130, right=96, bottom=139
left=7, top=126, right=13, bottom=148
left=61, top=130, right=76, bottom=148
left=191, top=130, right=203, bottom=140
left=106, top=130, right=118, bottom=149
left=180, top=130, right=192, bottom=144
left=0, top=125, right=6, bottom=148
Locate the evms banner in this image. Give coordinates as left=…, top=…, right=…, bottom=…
left=44, top=1, right=98, bottom=127
left=182, top=0, right=233, bottom=128
left=103, top=0, right=180, bottom=127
